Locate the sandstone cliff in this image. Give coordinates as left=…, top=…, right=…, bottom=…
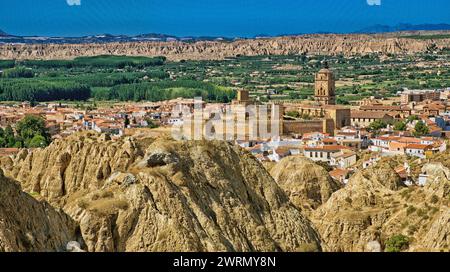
left=1, top=132, right=448, bottom=252
left=265, top=154, right=449, bottom=252
left=270, top=156, right=341, bottom=213
left=1, top=132, right=321, bottom=252
left=311, top=160, right=450, bottom=252
left=1, top=34, right=449, bottom=61
left=0, top=169, right=79, bottom=252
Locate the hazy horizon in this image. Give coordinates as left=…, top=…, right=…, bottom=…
left=1, top=0, right=450, bottom=37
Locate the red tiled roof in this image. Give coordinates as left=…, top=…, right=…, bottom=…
left=329, top=168, right=350, bottom=179
left=351, top=110, right=392, bottom=119
left=406, top=144, right=431, bottom=150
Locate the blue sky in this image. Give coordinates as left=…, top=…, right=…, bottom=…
left=1, top=0, right=450, bottom=37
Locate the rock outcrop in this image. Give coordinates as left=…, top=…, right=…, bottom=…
left=270, top=156, right=341, bottom=212
left=421, top=163, right=450, bottom=199
left=1, top=132, right=449, bottom=252
left=0, top=169, right=79, bottom=252
left=1, top=132, right=321, bottom=252
left=1, top=34, right=448, bottom=61
left=311, top=161, right=450, bottom=252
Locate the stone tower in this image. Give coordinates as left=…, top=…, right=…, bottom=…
left=314, top=62, right=336, bottom=105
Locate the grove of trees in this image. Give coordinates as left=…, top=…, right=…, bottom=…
left=20, top=55, right=166, bottom=69
left=413, top=121, right=430, bottom=136
left=93, top=80, right=235, bottom=102
left=1, top=67, right=34, bottom=78
left=0, top=115, right=51, bottom=148
left=0, top=79, right=91, bottom=101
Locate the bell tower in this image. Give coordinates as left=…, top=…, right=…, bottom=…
left=314, top=62, right=336, bottom=105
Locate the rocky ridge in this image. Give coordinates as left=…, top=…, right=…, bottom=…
left=0, top=169, right=79, bottom=252
left=271, top=155, right=449, bottom=252
left=270, top=156, right=342, bottom=213
left=0, top=132, right=321, bottom=252
left=1, top=132, right=448, bottom=252
left=1, top=34, right=449, bottom=61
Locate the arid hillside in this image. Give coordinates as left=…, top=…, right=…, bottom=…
left=1, top=34, right=449, bottom=61
left=0, top=132, right=321, bottom=252
left=0, top=132, right=448, bottom=252
left=273, top=155, right=450, bottom=252
left=0, top=169, right=78, bottom=252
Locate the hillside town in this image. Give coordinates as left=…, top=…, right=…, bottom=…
left=0, top=64, right=449, bottom=187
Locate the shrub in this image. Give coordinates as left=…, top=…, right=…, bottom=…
left=430, top=207, right=439, bottom=214
left=416, top=208, right=427, bottom=218
left=408, top=225, right=418, bottom=235
left=406, top=206, right=416, bottom=215
left=385, top=235, right=410, bottom=252
left=400, top=221, right=409, bottom=229
left=430, top=194, right=439, bottom=204
left=286, top=111, right=300, bottom=118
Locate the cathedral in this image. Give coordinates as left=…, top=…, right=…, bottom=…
left=283, top=62, right=351, bottom=135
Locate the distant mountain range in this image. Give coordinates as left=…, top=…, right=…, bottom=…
left=355, top=23, right=450, bottom=34
left=0, top=31, right=236, bottom=44
left=1, top=23, right=450, bottom=44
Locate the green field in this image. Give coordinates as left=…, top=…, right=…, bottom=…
left=0, top=50, right=449, bottom=104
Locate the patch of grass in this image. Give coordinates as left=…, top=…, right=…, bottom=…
left=416, top=208, right=427, bottom=218
left=408, top=225, right=418, bottom=235
left=430, top=207, right=439, bottom=215
left=430, top=194, right=439, bottom=204
left=77, top=199, right=89, bottom=209
left=400, top=188, right=414, bottom=201
left=89, top=198, right=129, bottom=215
left=400, top=221, right=409, bottom=230
left=406, top=206, right=417, bottom=216
left=28, top=191, right=40, bottom=197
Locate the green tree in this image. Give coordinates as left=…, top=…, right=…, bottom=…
left=385, top=235, right=410, bottom=252
left=413, top=121, right=429, bottom=137
left=407, top=115, right=419, bottom=123
left=13, top=140, right=23, bottom=148
left=289, top=92, right=301, bottom=100
left=0, top=128, right=6, bottom=147
left=286, top=111, right=300, bottom=118
left=368, top=120, right=387, bottom=132
left=28, top=135, right=48, bottom=148
left=4, top=126, right=16, bottom=148
left=393, top=121, right=407, bottom=131
left=2, top=66, right=34, bottom=78
left=15, top=115, right=50, bottom=148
